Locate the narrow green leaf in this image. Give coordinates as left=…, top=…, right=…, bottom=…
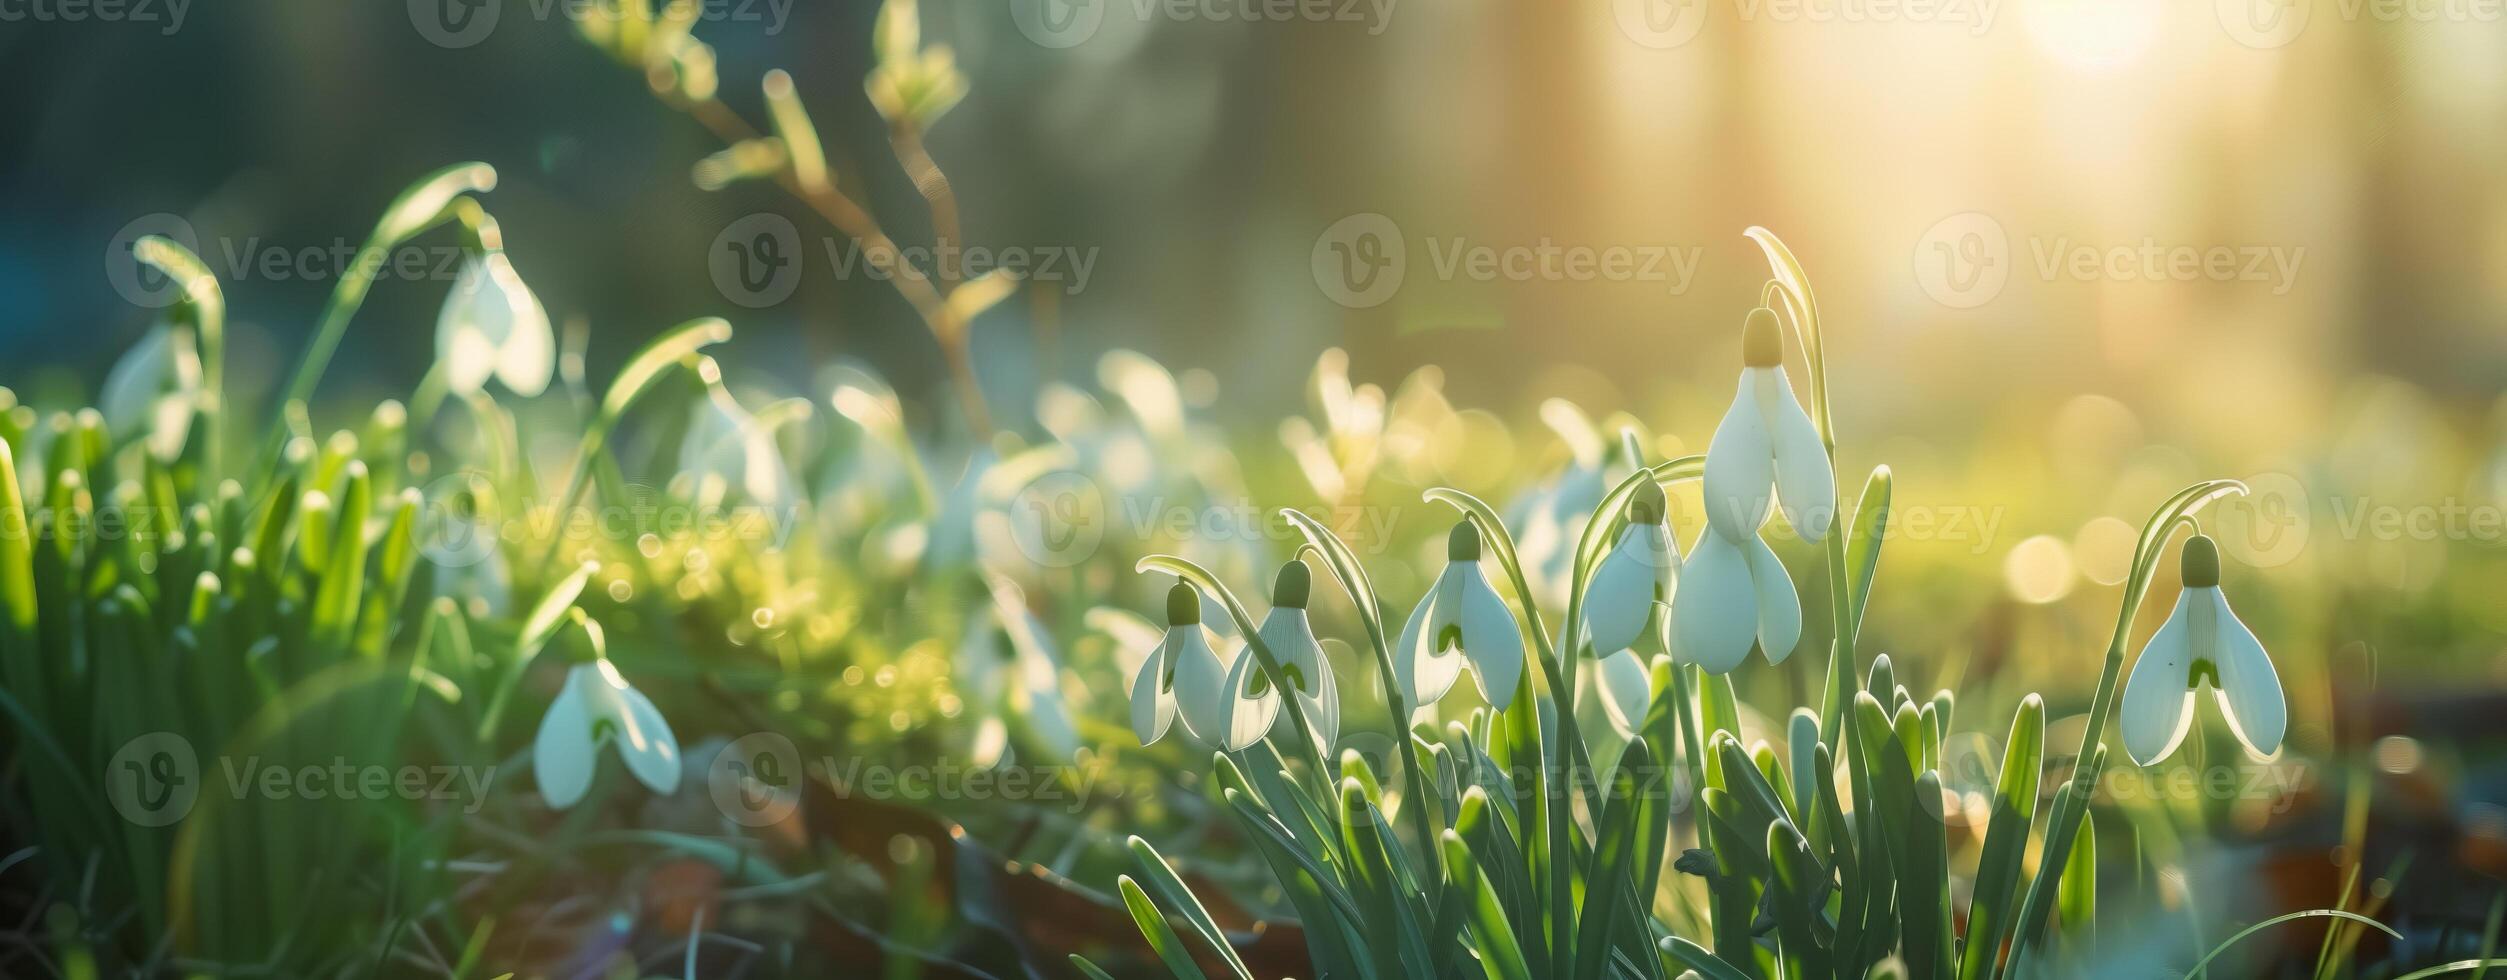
left=1961, top=695, right=2043, bottom=980
left=1843, top=465, right=1891, bottom=636
left=1443, top=830, right=1533, bottom=980
left=309, top=463, right=371, bottom=652
left=1116, top=876, right=1208, bottom=979
left=2058, top=806, right=2096, bottom=942
left=1662, top=935, right=1757, bottom=980
left=1128, top=835, right=1255, bottom=980
left=2180, top=909, right=2401, bottom=980
left=370, top=162, right=498, bottom=246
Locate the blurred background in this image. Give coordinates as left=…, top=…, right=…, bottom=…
left=4, top=0, right=2507, bottom=955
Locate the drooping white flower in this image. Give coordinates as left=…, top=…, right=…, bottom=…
left=1256, top=559, right=1337, bottom=751
left=680, top=359, right=805, bottom=516
left=435, top=254, right=554, bottom=398
left=1133, top=584, right=1269, bottom=749
left=2119, top=535, right=2286, bottom=765
left=1669, top=307, right=1815, bottom=674
left=1393, top=521, right=1526, bottom=708
left=1669, top=526, right=1802, bottom=674
left=1585, top=479, right=1681, bottom=657
left=1701, top=306, right=1834, bottom=544
left=1594, top=593, right=1674, bottom=738
left=533, top=621, right=681, bottom=809
left=99, top=323, right=203, bottom=462
left=962, top=578, right=1081, bottom=765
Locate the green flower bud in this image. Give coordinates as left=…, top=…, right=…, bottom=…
left=1272, top=558, right=1311, bottom=609
left=1742, top=307, right=1783, bottom=368
left=1447, top=519, right=1482, bottom=562
left=1166, top=582, right=1201, bottom=626
left=2181, top=533, right=2221, bottom=588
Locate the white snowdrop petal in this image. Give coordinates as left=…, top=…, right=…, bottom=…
left=2209, top=592, right=2287, bottom=760
left=1169, top=628, right=1234, bottom=745
left=1130, top=638, right=1175, bottom=745
left=492, top=276, right=554, bottom=397
left=100, top=327, right=174, bottom=443
left=1584, top=527, right=1658, bottom=656
left=436, top=261, right=504, bottom=396
left=532, top=666, right=596, bottom=809
left=1458, top=563, right=1525, bottom=707
left=1702, top=371, right=1775, bottom=540
left=1758, top=367, right=1835, bottom=544
left=611, top=683, right=683, bottom=795
left=1395, top=574, right=1466, bottom=706
left=2121, top=592, right=2199, bottom=766
left=1744, top=534, right=1802, bottom=665
left=1222, top=650, right=1282, bottom=751
left=1595, top=649, right=1654, bottom=738
left=1672, top=530, right=1758, bottom=674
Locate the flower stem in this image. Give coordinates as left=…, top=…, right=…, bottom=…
left=1276, top=513, right=1444, bottom=880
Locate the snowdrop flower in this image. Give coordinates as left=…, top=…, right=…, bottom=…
left=680, top=359, right=805, bottom=516
left=2119, top=535, right=2286, bottom=765
left=435, top=253, right=553, bottom=398
left=1671, top=308, right=1819, bottom=674
left=1594, top=605, right=1670, bottom=738
left=962, top=579, right=1081, bottom=765
left=1585, top=479, right=1680, bottom=657
left=1393, top=521, right=1526, bottom=708
left=533, top=615, right=680, bottom=809
left=1256, top=559, right=1337, bottom=751
left=99, top=323, right=203, bottom=462
left=1701, top=306, right=1834, bottom=544
left=1133, top=584, right=1269, bottom=748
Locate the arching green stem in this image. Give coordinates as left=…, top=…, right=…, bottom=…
left=249, top=163, right=498, bottom=480
left=1745, top=228, right=1861, bottom=744
left=2007, top=479, right=2249, bottom=970
left=1275, top=511, right=1441, bottom=880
